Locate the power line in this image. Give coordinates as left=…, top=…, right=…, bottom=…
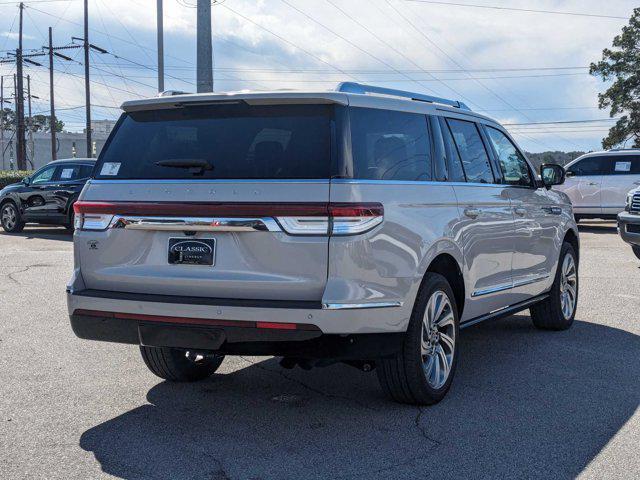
left=504, top=118, right=619, bottom=126
left=220, top=3, right=361, bottom=82
left=403, top=0, right=629, bottom=20
left=280, top=0, right=443, bottom=97
left=387, top=0, right=584, bottom=151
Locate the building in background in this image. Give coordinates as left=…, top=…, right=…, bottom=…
left=0, top=131, right=110, bottom=170
left=90, top=119, right=117, bottom=136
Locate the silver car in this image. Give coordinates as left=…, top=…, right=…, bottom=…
left=67, top=83, right=579, bottom=405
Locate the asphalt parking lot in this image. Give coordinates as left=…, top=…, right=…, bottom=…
left=1, top=222, right=639, bottom=480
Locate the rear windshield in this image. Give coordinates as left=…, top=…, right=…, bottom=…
left=94, top=104, right=335, bottom=180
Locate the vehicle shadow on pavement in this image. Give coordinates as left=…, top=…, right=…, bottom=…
left=1, top=228, right=73, bottom=242
left=79, top=316, right=640, bottom=480
left=577, top=222, right=618, bottom=234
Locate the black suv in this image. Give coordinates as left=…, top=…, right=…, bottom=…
left=0, top=158, right=95, bottom=233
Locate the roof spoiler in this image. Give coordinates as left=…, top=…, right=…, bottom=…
left=336, top=82, right=470, bottom=110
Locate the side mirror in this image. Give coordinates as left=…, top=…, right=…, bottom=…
left=565, top=170, right=575, bottom=178
left=22, top=176, right=30, bottom=186
left=540, top=164, right=565, bottom=189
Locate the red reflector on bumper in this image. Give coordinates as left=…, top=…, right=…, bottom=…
left=256, top=321, right=297, bottom=330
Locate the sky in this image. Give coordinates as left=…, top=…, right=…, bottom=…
left=0, top=0, right=637, bottom=153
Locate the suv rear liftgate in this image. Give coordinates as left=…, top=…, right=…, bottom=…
left=68, top=99, right=401, bottom=362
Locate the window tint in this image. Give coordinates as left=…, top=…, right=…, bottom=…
left=350, top=108, right=432, bottom=181
left=79, top=164, right=94, bottom=179
left=567, top=157, right=610, bottom=176
left=438, top=117, right=466, bottom=182
left=606, top=155, right=640, bottom=175
left=486, top=127, right=532, bottom=187
left=446, top=119, right=495, bottom=184
left=58, top=164, right=92, bottom=181
left=31, top=165, right=56, bottom=184
left=95, top=104, right=334, bottom=179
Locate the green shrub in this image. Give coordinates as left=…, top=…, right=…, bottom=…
left=0, top=170, right=33, bottom=189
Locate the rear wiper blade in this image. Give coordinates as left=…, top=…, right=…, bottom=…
left=155, top=159, right=213, bottom=171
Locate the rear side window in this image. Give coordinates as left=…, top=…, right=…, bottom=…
left=350, top=108, right=432, bottom=181
left=446, top=118, right=495, bottom=184
left=486, top=127, right=532, bottom=187
left=607, top=155, right=640, bottom=175
left=438, top=117, right=466, bottom=182
left=95, top=104, right=334, bottom=179
left=567, top=157, right=610, bottom=176
left=58, top=164, right=93, bottom=181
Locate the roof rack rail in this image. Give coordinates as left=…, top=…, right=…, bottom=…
left=336, top=82, right=470, bottom=110
left=609, top=147, right=640, bottom=151
left=158, top=90, right=190, bottom=97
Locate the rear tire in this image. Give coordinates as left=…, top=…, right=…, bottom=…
left=140, top=346, right=224, bottom=382
left=530, top=243, right=578, bottom=331
left=377, top=273, right=460, bottom=405
left=633, top=246, right=640, bottom=261
left=65, top=209, right=75, bottom=231
left=1, top=201, right=25, bottom=233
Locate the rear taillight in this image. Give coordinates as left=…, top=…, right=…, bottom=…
left=74, top=203, right=114, bottom=231
left=276, top=203, right=383, bottom=236
left=72, top=201, right=383, bottom=235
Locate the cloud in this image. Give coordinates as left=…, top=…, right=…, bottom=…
left=0, top=0, right=635, bottom=152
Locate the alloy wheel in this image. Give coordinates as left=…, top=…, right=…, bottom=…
left=559, top=254, right=577, bottom=320
left=421, top=290, right=456, bottom=389
left=1, top=204, right=17, bottom=230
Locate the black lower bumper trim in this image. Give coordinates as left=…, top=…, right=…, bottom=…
left=72, top=288, right=322, bottom=310
left=69, top=313, right=404, bottom=360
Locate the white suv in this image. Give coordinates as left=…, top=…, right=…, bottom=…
left=555, top=149, right=640, bottom=220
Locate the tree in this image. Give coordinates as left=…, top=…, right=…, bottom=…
left=0, top=108, right=63, bottom=132
left=0, top=107, right=15, bottom=130
left=31, top=114, right=64, bottom=133
left=590, top=8, right=640, bottom=149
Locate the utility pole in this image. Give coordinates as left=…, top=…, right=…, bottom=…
left=48, top=26, right=56, bottom=160
left=196, top=0, right=213, bottom=93
left=26, top=74, right=33, bottom=168
left=15, top=2, right=26, bottom=170
left=83, top=0, right=91, bottom=157
left=157, top=0, right=164, bottom=93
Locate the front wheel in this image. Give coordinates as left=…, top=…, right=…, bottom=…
left=530, top=242, right=578, bottom=330
left=140, top=346, right=224, bottom=382
left=1, top=202, right=25, bottom=233
left=633, top=245, right=640, bottom=261
left=377, top=273, right=460, bottom=405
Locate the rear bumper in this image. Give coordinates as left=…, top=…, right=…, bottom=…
left=69, top=310, right=404, bottom=360
left=617, top=212, right=640, bottom=246
left=66, top=289, right=409, bottom=335
left=67, top=288, right=409, bottom=358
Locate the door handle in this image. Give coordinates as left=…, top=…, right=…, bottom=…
left=588, top=182, right=598, bottom=186
left=514, top=207, right=527, bottom=217
left=463, top=207, right=480, bottom=219
left=542, top=206, right=562, bottom=215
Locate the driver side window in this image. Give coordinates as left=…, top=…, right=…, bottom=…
left=31, top=166, right=57, bottom=185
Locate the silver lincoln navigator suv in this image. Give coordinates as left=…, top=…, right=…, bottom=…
left=68, top=83, right=579, bottom=405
